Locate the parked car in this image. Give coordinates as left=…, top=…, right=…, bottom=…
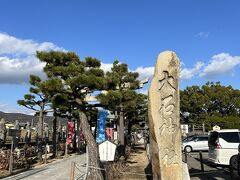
left=208, top=129, right=240, bottom=166
left=182, top=134, right=209, bottom=153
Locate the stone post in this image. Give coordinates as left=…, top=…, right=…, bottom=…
left=148, top=51, right=183, bottom=179
left=13, top=120, right=20, bottom=149
left=25, top=121, right=31, bottom=145
left=0, top=118, right=6, bottom=149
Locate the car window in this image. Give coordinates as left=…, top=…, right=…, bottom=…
left=219, top=132, right=240, bottom=143
left=183, top=136, right=195, bottom=142
left=197, top=137, right=208, bottom=141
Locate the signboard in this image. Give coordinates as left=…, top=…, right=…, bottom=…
left=181, top=124, right=189, bottom=134
left=213, top=125, right=220, bottom=131
left=8, top=129, right=20, bottom=137
left=96, top=110, right=108, bottom=144
left=99, top=140, right=116, bottom=161
left=114, top=131, right=118, bottom=140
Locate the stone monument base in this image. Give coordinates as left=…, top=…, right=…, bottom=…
left=183, top=162, right=190, bottom=180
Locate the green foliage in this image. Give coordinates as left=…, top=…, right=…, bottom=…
left=97, top=61, right=141, bottom=110
left=97, top=60, right=147, bottom=134
left=124, top=93, right=148, bottom=123
left=104, top=61, right=140, bottom=90
left=98, top=90, right=122, bottom=110
left=37, top=51, right=84, bottom=80
left=204, top=116, right=240, bottom=131
left=85, top=57, right=101, bottom=68
left=36, top=51, right=107, bottom=119
left=180, top=85, right=206, bottom=121
left=17, top=75, right=51, bottom=111
left=180, top=82, right=240, bottom=128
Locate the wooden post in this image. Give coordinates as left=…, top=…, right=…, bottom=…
left=199, top=151, right=204, bottom=172
left=44, top=145, right=47, bottom=164
left=65, top=125, right=68, bottom=158
left=65, top=142, right=67, bottom=157
left=84, top=145, right=89, bottom=180
left=9, top=139, right=13, bottom=174
left=70, top=161, right=75, bottom=180
left=184, top=151, right=188, bottom=163
left=202, top=122, right=205, bottom=134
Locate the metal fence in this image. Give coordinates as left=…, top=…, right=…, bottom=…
left=70, top=161, right=88, bottom=180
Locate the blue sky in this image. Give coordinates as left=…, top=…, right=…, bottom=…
left=0, top=0, right=240, bottom=114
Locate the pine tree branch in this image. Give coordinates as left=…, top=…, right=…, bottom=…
left=22, top=104, right=38, bottom=111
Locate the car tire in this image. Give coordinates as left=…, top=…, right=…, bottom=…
left=184, top=146, right=192, bottom=153
left=230, top=155, right=238, bottom=170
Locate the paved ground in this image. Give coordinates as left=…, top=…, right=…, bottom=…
left=4, top=149, right=240, bottom=180
left=120, top=144, right=152, bottom=180
left=2, top=153, right=87, bottom=180
left=186, top=152, right=240, bottom=180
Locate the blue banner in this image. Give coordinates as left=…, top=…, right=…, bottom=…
left=96, top=110, right=108, bottom=144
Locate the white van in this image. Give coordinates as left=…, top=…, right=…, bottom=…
left=208, top=129, right=240, bottom=165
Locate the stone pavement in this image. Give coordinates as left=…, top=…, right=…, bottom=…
left=3, top=153, right=87, bottom=180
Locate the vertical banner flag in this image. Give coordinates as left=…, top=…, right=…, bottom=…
left=106, top=128, right=113, bottom=140
left=67, top=121, right=74, bottom=145
left=96, top=110, right=108, bottom=144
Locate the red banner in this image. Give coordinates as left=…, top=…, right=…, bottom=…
left=106, top=128, right=113, bottom=140
left=67, top=121, right=74, bottom=145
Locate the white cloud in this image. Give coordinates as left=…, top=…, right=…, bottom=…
left=0, top=33, right=65, bottom=84
left=0, top=102, right=34, bottom=115
left=180, top=62, right=204, bottom=80
left=0, top=32, right=64, bottom=55
left=101, top=62, right=154, bottom=82
left=101, top=62, right=113, bottom=72
left=101, top=63, right=154, bottom=84
left=134, top=66, right=154, bottom=80
left=196, top=32, right=210, bottom=39
left=102, top=53, right=240, bottom=82
left=200, top=53, right=240, bottom=78
left=0, top=56, right=46, bottom=83
left=133, top=63, right=205, bottom=81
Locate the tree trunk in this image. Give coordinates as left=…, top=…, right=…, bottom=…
left=76, top=118, right=80, bottom=154
left=127, top=119, right=133, bottom=146
left=127, top=119, right=132, bottom=136
left=73, top=120, right=76, bottom=153
left=119, top=110, right=125, bottom=146
left=79, top=111, right=103, bottom=180
left=37, top=104, right=44, bottom=161
left=94, top=118, right=97, bottom=140
left=52, top=113, right=57, bottom=158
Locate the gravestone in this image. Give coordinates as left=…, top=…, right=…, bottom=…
left=0, top=118, right=6, bottom=148
left=25, top=122, right=31, bottom=144
left=148, top=51, right=183, bottom=179
left=13, top=120, right=20, bottom=149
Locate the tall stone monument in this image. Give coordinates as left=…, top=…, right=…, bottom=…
left=148, top=51, right=182, bottom=179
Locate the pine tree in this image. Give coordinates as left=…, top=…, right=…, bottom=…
left=37, top=51, right=105, bottom=180
left=17, top=75, right=57, bottom=161
left=97, top=60, right=141, bottom=146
